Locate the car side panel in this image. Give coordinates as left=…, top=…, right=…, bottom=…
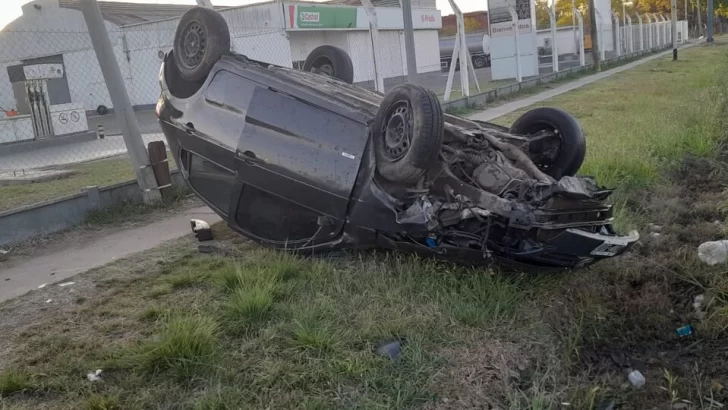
left=239, top=86, right=368, bottom=219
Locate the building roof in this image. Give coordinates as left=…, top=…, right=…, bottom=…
left=57, top=0, right=227, bottom=26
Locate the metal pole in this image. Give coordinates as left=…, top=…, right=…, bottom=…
left=195, top=0, right=213, bottom=7
left=672, top=0, right=678, bottom=59
left=573, top=0, right=577, bottom=55
left=652, top=13, right=660, bottom=45
left=612, top=11, right=621, bottom=56
left=589, top=0, right=601, bottom=70
left=574, top=8, right=586, bottom=66
left=595, top=9, right=605, bottom=61
left=508, top=6, right=522, bottom=82
left=361, top=0, right=385, bottom=92
left=626, top=14, right=633, bottom=52
left=707, top=0, right=714, bottom=41
left=697, top=0, right=702, bottom=37
left=401, top=0, right=418, bottom=82
left=79, top=0, right=161, bottom=204
left=549, top=6, right=559, bottom=72
left=637, top=14, right=644, bottom=50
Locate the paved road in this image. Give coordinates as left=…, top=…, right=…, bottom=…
left=0, top=132, right=165, bottom=171
left=87, top=109, right=161, bottom=136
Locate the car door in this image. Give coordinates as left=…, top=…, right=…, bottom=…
left=203, top=68, right=369, bottom=246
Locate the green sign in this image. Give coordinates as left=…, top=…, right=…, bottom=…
left=295, top=5, right=357, bottom=29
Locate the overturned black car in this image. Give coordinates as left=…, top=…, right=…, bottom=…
left=157, top=7, right=638, bottom=270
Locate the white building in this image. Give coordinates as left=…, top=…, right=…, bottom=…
left=0, top=0, right=441, bottom=145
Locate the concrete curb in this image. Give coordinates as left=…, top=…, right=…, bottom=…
left=0, top=130, right=97, bottom=158
left=0, top=171, right=185, bottom=247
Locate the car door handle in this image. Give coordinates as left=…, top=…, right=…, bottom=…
left=184, top=122, right=195, bottom=134
left=240, top=150, right=259, bottom=165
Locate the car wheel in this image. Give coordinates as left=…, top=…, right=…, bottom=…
left=173, top=7, right=230, bottom=82
left=374, top=83, right=444, bottom=183
left=473, top=56, right=486, bottom=69
left=303, top=45, right=355, bottom=84
left=96, top=105, right=108, bottom=115
left=509, top=107, right=586, bottom=179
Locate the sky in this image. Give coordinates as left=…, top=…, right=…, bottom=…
left=0, top=0, right=489, bottom=31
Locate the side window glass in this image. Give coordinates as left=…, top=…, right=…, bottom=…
left=187, top=151, right=235, bottom=215
left=236, top=185, right=321, bottom=243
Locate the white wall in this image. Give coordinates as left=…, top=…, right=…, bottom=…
left=414, top=30, right=441, bottom=73
left=0, top=0, right=126, bottom=113
left=121, top=3, right=292, bottom=107
left=536, top=27, right=579, bottom=55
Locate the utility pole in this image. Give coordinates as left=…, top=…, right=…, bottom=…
left=707, top=0, right=714, bottom=41
left=589, top=0, right=601, bottom=71
left=80, top=0, right=161, bottom=204
left=401, top=0, right=418, bottom=83
left=195, top=0, right=213, bottom=7
left=672, top=0, right=678, bottom=59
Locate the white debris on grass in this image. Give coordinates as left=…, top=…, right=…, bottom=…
left=58, top=281, right=76, bottom=287
left=86, top=369, right=102, bottom=382
left=628, top=370, right=646, bottom=387
left=698, top=240, right=728, bottom=265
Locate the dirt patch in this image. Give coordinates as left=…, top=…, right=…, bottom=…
left=557, top=154, right=728, bottom=406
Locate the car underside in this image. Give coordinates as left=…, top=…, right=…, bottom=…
left=157, top=7, right=638, bottom=271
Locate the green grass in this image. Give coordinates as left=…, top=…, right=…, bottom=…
left=0, top=153, right=179, bottom=213
left=2, top=40, right=728, bottom=410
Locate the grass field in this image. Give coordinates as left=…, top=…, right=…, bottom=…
left=0, top=154, right=177, bottom=213
left=1, top=41, right=728, bottom=409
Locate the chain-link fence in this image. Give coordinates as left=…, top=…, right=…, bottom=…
left=0, top=1, right=691, bottom=215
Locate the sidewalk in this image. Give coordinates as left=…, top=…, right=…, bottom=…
left=0, top=206, right=220, bottom=303
left=468, top=46, right=693, bottom=122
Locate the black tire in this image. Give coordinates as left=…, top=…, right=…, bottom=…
left=173, top=7, right=230, bottom=82
left=472, top=55, right=487, bottom=69
left=303, top=45, right=354, bottom=84
left=96, top=105, right=108, bottom=115
left=509, top=107, right=586, bottom=179
left=373, top=83, right=444, bottom=183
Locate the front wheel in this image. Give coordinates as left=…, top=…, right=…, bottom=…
left=173, top=7, right=230, bottom=82
left=509, top=107, right=586, bottom=179
left=373, top=84, right=444, bottom=183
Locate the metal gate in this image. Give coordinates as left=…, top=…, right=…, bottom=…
left=25, top=79, right=53, bottom=139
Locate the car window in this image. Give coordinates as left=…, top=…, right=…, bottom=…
left=187, top=151, right=236, bottom=215
left=236, top=184, right=321, bottom=243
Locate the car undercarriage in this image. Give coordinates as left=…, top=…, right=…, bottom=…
left=157, top=7, right=638, bottom=271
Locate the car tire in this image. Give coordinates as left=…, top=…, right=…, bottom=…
left=374, top=83, right=444, bottom=183
left=473, top=55, right=486, bottom=69
left=96, top=105, right=108, bottom=115
left=303, top=45, right=354, bottom=84
left=173, top=7, right=230, bottom=82
left=509, top=107, right=586, bottom=179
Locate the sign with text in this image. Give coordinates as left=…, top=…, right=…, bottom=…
left=287, top=4, right=357, bottom=29
left=23, top=64, right=64, bottom=80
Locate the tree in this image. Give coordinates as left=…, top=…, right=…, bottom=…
left=536, top=0, right=553, bottom=29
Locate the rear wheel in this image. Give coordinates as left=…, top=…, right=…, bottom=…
left=173, top=7, right=230, bottom=82
left=373, top=83, right=444, bottom=183
left=303, top=45, right=354, bottom=84
left=509, top=107, right=586, bottom=179
left=473, top=55, right=487, bottom=69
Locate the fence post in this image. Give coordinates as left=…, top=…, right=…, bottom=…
left=637, top=14, right=644, bottom=50
left=508, top=6, right=522, bottom=82
left=360, top=0, right=385, bottom=92
left=626, top=14, right=634, bottom=53
left=612, top=11, right=621, bottom=56
left=595, top=9, right=605, bottom=61
left=548, top=6, right=558, bottom=72
left=79, top=0, right=161, bottom=205
left=645, top=14, right=653, bottom=49
left=574, top=8, right=586, bottom=66
left=400, top=0, right=418, bottom=83
left=671, top=0, right=678, bottom=59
